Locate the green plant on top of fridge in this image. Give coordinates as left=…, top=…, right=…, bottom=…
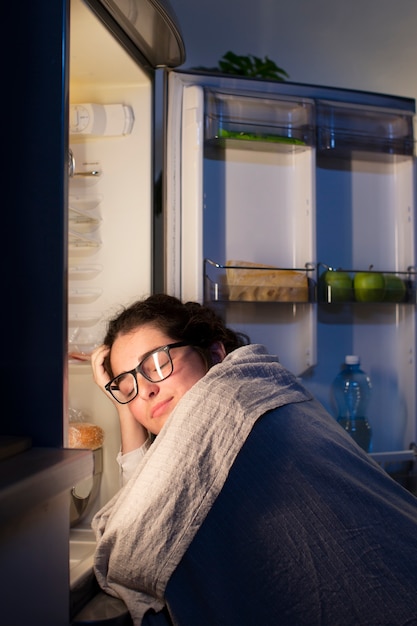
left=193, top=51, right=289, bottom=81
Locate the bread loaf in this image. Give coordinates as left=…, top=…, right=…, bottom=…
left=68, top=422, right=104, bottom=450
left=226, top=260, right=309, bottom=302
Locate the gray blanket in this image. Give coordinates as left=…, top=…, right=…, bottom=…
left=92, top=344, right=311, bottom=623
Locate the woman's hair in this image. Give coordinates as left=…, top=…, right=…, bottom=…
left=103, top=293, right=249, bottom=375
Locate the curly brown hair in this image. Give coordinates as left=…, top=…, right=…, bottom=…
left=103, top=294, right=249, bottom=376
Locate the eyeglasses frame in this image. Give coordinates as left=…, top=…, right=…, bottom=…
left=104, top=341, right=190, bottom=404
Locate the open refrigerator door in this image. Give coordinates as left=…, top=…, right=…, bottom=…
left=165, top=69, right=417, bottom=469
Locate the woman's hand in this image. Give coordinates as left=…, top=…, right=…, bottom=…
left=90, top=344, right=149, bottom=453
left=91, top=344, right=113, bottom=394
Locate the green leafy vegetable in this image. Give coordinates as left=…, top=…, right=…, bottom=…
left=218, top=129, right=304, bottom=144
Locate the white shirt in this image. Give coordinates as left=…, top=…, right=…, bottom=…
left=116, top=436, right=153, bottom=486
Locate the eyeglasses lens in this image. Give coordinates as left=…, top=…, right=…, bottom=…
left=111, top=372, right=137, bottom=403
left=142, top=349, right=172, bottom=381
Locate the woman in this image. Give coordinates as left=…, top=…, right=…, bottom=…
left=91, top=294, right=248, bottom=485
left=91, top=294, right=417, bottom=626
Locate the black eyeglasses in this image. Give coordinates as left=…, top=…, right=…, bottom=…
left=104, top=341, right=190, bottom=404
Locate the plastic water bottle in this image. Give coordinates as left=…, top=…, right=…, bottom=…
left=331, top=355, right=372, bottom=452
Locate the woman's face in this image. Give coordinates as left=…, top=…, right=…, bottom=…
left=109, top=324, right=224, bottom=434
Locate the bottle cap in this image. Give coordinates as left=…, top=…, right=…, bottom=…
left=345, top=355, right=360, bottom=365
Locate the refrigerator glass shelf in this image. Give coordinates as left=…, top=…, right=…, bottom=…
left=68, top=288, right=102, bottom=304
left=68, top=321, right=101, bottom=359
left=68, top=264, right=103, bottom=280
left=68, top=313, right=101, bottom=327
left=68, top=346, right=96, bottom=362
left=68, top=230, right=101, bottom=257
left=69, top=195, right=102, bottom=212
left=69, top=207, right=101, bottom=225
left=317, top=263, right=417, bottom=304
left=204, top=259, right=316, bottom=304
left=68, top=220, right=101, bottom=236
left=69, top=229, right=101, bottom=244
left=68, top=243, right=102, bottom=257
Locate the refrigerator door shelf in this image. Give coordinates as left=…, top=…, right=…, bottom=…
left=317, top=100, right=414, bottom=157
left=205, top=90, right=315, bottom=149
left=204, top=259, right=316, bottom=304
left=317, top=264, right=417, bottom=304
left=206, top=135, right=310, bottom=154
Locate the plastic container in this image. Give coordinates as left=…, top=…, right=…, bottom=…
left=70, top=103, right=134, bottom=136
left=332, top=355, right=372, bottom=452
left=204, top=89, right=315, bottom=149
left=316, top=100, right=414, bottom=157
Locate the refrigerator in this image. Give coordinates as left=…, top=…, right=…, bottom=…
left=3, top=0, right=417, bottom=621
left=67, top=0, right=417, bottom=513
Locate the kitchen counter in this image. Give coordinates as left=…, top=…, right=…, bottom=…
left=0, top=444, right=93, bottom=525
left=0, top=443, right=93, bottom=625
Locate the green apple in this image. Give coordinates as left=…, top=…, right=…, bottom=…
left=354, top=271, right=385, bottom=302
left=383, top=274, right=407, bottom=302
left=320, top=269, right=353, bottom=302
